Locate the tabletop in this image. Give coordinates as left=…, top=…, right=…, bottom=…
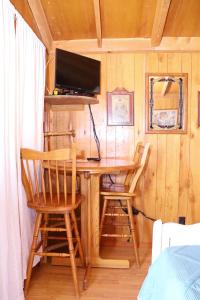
left=45, top=158, right=137, bottom=174
left=74, top=158, right=138, bottom=173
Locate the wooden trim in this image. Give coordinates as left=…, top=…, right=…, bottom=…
left=27, top=0, right=53, bottom=50
left=53, top=37, right=200, bottom=53
left=151, top=0, right=171, bottom=47
left=198, top=91, right=200, bottom=127
left=93, top=0, right=102, bottom=48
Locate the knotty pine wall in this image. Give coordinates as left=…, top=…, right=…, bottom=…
left=48, top=52, right=200, bottom=243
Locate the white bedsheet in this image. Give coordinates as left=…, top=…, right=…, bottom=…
left=138, top=245, right=200, bottom=300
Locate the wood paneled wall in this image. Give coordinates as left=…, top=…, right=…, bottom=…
left=49, top=52, right=200, bottom=243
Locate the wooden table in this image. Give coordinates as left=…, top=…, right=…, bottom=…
left=76, top=158, right=138, bottom=272
left=48, top=158, right=138, bottom=289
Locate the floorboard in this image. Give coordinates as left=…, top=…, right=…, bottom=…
left=26, top=245, right=151, bottom=300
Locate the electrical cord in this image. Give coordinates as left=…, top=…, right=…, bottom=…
left=118, top=201, right=155, bottom=221
left=106, top=174, right=156, bottom=222
left=132, top=207, right=156, bottom=221
left=88, top=104, right=101, bottom=160
left=108, top=174, right=114, bottom=184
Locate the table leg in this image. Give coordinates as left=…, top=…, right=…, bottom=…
left=90, top=174, right=130, bottom=269
left=80, top=173, right=91, bottom=289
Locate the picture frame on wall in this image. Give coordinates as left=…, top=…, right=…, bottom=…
left=107, top=88, right=134, bottom=126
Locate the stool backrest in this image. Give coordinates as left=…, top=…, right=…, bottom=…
left=127, top=142, right=151, bottom=193
left=21, top=143, right=76, bottom=207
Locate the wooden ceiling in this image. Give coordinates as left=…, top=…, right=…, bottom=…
left=11, top=0, right=200, bottom=52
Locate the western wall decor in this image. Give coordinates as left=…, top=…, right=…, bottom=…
left=107, top=88, right=134, bottom=126
left=145, top=73, right=188, bottom=134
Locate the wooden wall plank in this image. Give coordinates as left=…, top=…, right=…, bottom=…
left=105, top=53, right=118, bottom=159
left=143, top=53, right=158, bottom=242
left=133, top=53, right=146, bottom=243
left=164, top=53, right=181, bottom=222
left=178, top=53, right=191, bottom=221
left=114, top=53, right=135, bottom=160
left=156, top=53, right=167, bottom=220
left=188, top=54, right=200, bottom=224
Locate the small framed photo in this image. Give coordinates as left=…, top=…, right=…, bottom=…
left=153, top=109, right=178, bottom=129
left=107, top=88, right=134, bottom=126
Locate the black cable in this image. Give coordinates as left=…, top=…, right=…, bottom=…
left=88, top=104, right=101, bottom=160
left=132, top=207, right=156, bottom=222
left=118, top=202, right=155, bottom=221
left=108, top=174, right=114, bottom=184
left=106, top=174, right=155, bottom=222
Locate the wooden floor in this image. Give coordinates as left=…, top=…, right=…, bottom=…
left=26, top=245, right=151, bottom=300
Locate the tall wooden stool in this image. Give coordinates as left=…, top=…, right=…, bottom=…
left=100, top=143, right=151, bottom=266
left=21, top=143, right=85, bottom=298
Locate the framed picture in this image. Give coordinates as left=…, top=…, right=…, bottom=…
left=152, top=109, right=178, bottom=129
left=107, top=88, right=134, bottom=126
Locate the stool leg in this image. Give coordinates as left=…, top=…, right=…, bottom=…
left=127, top=200, right=140, bottom=267
left=41, top=213, right=48, bottom=263
left=71, top=210, right=85, bottom=267
left=24, top=212, right=42, bottom=295
left=99, top=198, right=108, bottom=240
left=64, top=213, right=80, bottom=298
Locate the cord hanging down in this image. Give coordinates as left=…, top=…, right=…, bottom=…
left=87, top=104, right=101, bottom=161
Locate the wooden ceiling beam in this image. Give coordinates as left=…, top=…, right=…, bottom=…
left=93, top=0, right=102, bottom=48
left=27, top=0, right=53, bottom=51
left=53, top=37, right=200, bottom=53
left=151, top=0, right=171, bottom=47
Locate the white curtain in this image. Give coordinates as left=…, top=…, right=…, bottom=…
left=15, top=10, right=46, bottom=280
left=0, top=1, right=46, bottom=299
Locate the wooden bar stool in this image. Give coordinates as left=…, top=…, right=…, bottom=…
left=21, top=143, right=85, bottom=298
left=100, top=143, right=151, bottom=266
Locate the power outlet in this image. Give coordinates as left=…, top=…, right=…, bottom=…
left=178, top=216, right=186, bottom=224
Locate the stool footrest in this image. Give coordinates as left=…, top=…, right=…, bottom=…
left=105, top=213, right=129, bottom=217
left=36, top=251, right=70, bottom=257
left=101, top=234, right=132, bottom=238
left=40, top=227, right=66, bottom=232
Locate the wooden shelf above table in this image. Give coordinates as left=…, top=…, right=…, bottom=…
left=44, top=95, right=99, bottom=105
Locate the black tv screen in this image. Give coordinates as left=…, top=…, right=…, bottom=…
left=55, top=48, right=100, bottom=95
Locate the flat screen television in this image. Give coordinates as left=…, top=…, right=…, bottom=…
left=55, top=48, right=101, bottom=96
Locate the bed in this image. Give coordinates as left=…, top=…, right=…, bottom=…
left=138, top=219, right=200, bottom=300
